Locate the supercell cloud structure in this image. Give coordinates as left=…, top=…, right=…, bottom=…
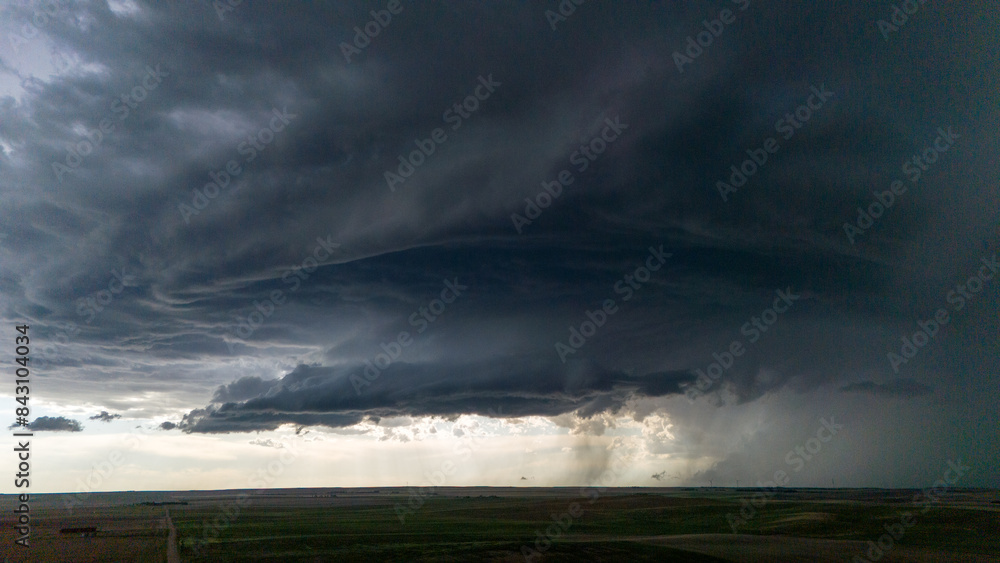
left=0, top=1, right=997, bottom=488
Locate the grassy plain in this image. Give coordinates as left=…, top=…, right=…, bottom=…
left=2, top=488, right=998, bottom=562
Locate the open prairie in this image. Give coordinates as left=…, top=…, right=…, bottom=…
left=4, top=488, right=997, bottom=562
left=0, top=496, right=167, bottom=563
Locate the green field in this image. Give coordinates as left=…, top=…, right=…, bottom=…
left=3, top=488, right=996, bottom=562
left=162, top=487, right=999, bottom=562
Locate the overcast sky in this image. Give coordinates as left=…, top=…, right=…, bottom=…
left=1, top=1, right=997, bottom=495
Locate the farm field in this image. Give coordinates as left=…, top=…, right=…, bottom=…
left=0, top=497, right=167, bottom=563
left=3, top=488, right=997, bottom=562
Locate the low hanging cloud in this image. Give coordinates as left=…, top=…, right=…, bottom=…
left=211, top=376, right=283, bottom=404
left=179, top=359, right=695, bottom=434
left=11, top=416, right=83, bottom=432
left=89, top=411, right=122, bottom=422
left=249, top=438, right=286, bottom=448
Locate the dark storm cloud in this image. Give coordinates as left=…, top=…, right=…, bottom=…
left=180, top=360, right=695, bottom=433
left=1, top=1, right=998, bottom=484
left=12, top=416, right=83, bottom=432
left=838, top=379, right=933, bottom=398
left=88, top=410, right=121, bottom=422
left=210, top=375, right=277, bottom=404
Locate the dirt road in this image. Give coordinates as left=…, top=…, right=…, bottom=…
left=165, top=508, right=180, bottom=563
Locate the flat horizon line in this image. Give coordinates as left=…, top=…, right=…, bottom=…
left=5, top=485, right=997, bottom=496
